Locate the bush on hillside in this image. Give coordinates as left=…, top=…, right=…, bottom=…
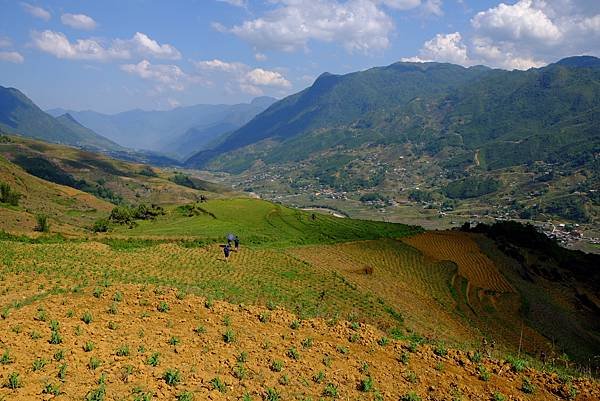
left=35, top=214, right=50, bottom=233
left=138, top=166, right=158, bottom=177
left=444, top=176, right=501, bottom=199
left=92, top=218, right=110, bottom=233
left=108, top=204, right=165, bottom=226
left=170, top=173, right=197, bottom=189
left=0, top=182, right=21, bottom=206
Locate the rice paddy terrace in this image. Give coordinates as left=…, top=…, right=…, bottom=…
left=1, top=160, right=599, bottom=399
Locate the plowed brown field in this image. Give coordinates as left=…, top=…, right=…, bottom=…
left=0, top=279, right=597, bottom=401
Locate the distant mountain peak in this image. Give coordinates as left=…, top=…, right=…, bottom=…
left=59, top=113, right=81, bottom=125
left=555, top=55, right=600, bottom=68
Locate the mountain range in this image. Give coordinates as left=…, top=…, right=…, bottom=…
left=187, top=56, right=600, bottom=173
left=47, top=96, right=276, bottom=158
left=0, top=86, right=123, bottom=152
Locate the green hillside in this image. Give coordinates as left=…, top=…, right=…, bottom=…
left=185, top=57, right=600, bottom=225
left=0, top=86, right=122, bottom=152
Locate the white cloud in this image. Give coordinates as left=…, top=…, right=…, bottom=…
left=31, top=30, right=181, bottom=61
left=120, top=32, right=181, bottom=60
left=255, top=52, right=267, bottom=61
left=0, top=37, right=12, bottom=48
left=0, top=51, right=24, bottom=64
left=405, top=0, right=600, bottom=71
left=422, top=0, right=443, bottom=16
left=61, top=13, right=98, bottom=30
left=403, top=32, right=469, bottom=65
left=194, top=58, right=292, bottom=95
left=246, top=68, right=291, bottom=88
left=21, top=2, right=51, bottom=21
left=195, top=59, right=246, bottom=73
left=121, top=60, right=191, bottom=91
left=31, top=30, right=129, bottom=61
left=378, top=0, right=421, bottom=10
left=217, top=0, right=247, bottom=7
left=224, top=0, right=394, bottom=53
left=472, top=1, right=561, bottom=43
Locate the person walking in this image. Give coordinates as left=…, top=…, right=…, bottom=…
left=234, top=236, right=240, bottom=251
left=223, top=244, right=231, bottom=261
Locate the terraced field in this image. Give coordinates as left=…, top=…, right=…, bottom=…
left=1, top=279, right=598, bottom=401
left=288, top=240, right=475, bottom=340
left=402, top=231, right=513, bottom=293
left=0, top=239, right=406, bottom=330
left=112, top=198, right=421, bottom=247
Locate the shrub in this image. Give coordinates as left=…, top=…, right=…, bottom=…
left=301, top=338, right=314, bottom=348
left=287, top=347, right=300, bottom=360
left=336, top=345, right=349, bottom=355
left=157, top=301, right=169, bottom=312
left=147, top=352, right=160, bottom=367
left=108, top=321, right=118, bottom=330
left=521, top=377, right=535, bottom=394
left=92, top=218, right=110, bottom=233
left=233, top=363, right=246, bottom=380
left=270, top=360, right=284, bottom=372
left=194, top=325, right=206, bottom=334
left=58, top=363, right=67, bottom=380
left=278, top=374, right=289, bottom=385
left=359, top=376, right=374, bottom=392
left=49, top=329, right=63, bottom=344
left=35, top=214, right=50, bottom=232
left=400, top=392, right=421, bottom=401
left=53, top=349, right=65, bottom=361
left=83, top=341, right=95, bottom=352
left=258, top=312, right=270, bottom=323
left=322, top=383, right=338, bottom=397
left=478, top=365, right=491, bottom=381
left=177, top=391, right=194, bottom=401
left=168, top=336, right=180, bottom=346
left=264, top=387, right=280, bottom=401
left=223, top=329, right=235, bottom=343
left=32, top=357, right=48, bottom=371
left=0, top=349, right=13, bottom=365
left=290, top=319, right=301, bottom=329
left=163, top=369, right=181, bottom=386
left=492, top=392, right=506, bottom=401
left=469, top=351, right=482, bottom=363
left=116, top=345, right=130, bottom=357
left=210, top=377, right=227, bottom=393
left=113, top=291, right=123, bottom=302
left=237, top=351, right=248, bottom=363
left=0, top=182, right=21, bottom=206
left=107, top=300, right=121, bottom=315
left=85, top=383, right=106, bottom=401
left=81, top=311, right=93, bottom=324
left=43, top=382, right=61, bottom=396
left=506, top=356, right=527, bottom=372
left=434, top=343, right=448, bottom=357
left=88, top=357, right=101, bottom=370
left=313, top=371, right=325, bottom=383
left=377, top=337, right=389, bottom=346
left=4, top=372, right=22, bottom=389
left=399, top=351, right=410, bottom=364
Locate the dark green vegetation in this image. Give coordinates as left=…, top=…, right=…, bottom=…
left=465, top=221, right=600, bottom=363
left=186, top=57, right=600, bottom=224
left=0, top=86, right=122, bottom=152
left=0, top=182, right=20, bottom=206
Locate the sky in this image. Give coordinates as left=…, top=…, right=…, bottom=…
left=1, top=0, right=599, bottom=113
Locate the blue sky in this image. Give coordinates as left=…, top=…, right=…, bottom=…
left=1, top=0, right=599, bottom=113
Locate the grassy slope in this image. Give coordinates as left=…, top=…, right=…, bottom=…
left=114, top=198, right=421, bottom=246
left=0, top=155, right=112, bottom=234
left=0, top=135, right=231, bottom=207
